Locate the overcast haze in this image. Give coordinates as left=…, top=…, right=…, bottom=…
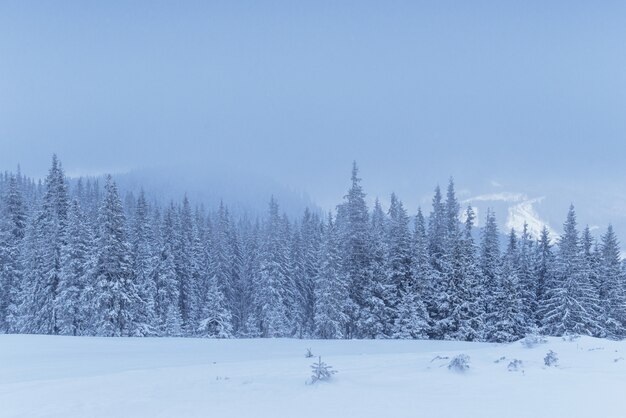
left=1, top=1, right=626, bottom=236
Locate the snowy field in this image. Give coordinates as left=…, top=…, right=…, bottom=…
left=1, top=335, right=625, bottom=418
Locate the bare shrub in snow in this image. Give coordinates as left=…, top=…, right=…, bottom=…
left=507, top=359, right=523, bottom=372
left=544, top=350, right=559, bottom=367
left=305, top=348, right=314, bottom=358
left=308, top=356, right=337, bottom=384
left=448, top=354, right=470, bottom=373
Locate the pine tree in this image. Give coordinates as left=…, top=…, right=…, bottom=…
left=490, top=229, right=526, bottom=342
left=449, top=206, right=483, bottom=341
left=154, top=206, right=183, bottom=336
left=57, top=200, right=92, bottom=336
left=92, top=176, right=141, bottom=337
left=358, top=198, right=391, bottom=338
left=517, top=223, right=538, bottom=327
left=541, top=206, right=600, bottom=337
left=598, top=225, right=626, bottom=338
left=255, top=197, right=290, bottom=337
left=0, top=175, right=27, bottom=332
left=411, top=208, right=434, bottom=335
left=197, top=276, right=232, bottom=338
left=20, top=155, right=70, bottom=334
left=314, top=214, right=348, bottom=339
left=479, top=209, right=501, bottom=340
left=534, top=226, right=555, bottom=328
left=130, top=190, right=158, bottom=336
left=337, top=162, right=371, bottom=338
left=295, top=208, right=321, bottom=338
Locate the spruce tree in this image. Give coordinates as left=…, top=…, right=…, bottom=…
left=0, top=175, right=26, bottom=332
left=57, top=200, right=92, bottom=336
left=479, top=209, right=501, bottom=340
left=598, top=225, right=626, bottom=338
left=338, top=162, right=371, bottom=338
left=20, top=155, right=69, bottom=334
left=541, top=206, right=600, bottom=336
left=255, top=197, right=290, bottom=337
left=314, top=214, right=348, bottom=339
left=92, top=176, right=141, bottom=337
left=359, top=198, right=391, bottom=338
left=490, top=229, right=526, bottom=342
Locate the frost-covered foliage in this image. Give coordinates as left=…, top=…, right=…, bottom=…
left=448, top=354, right=471, bottom=372
left=521, top=333, right=548, bottom=348
left=507, top=359, right=523, bottom=372
left=1, top=156, right=626, bottom=341
left=544, top=350, right=559, bottom=367
left=308, top=356, right=337, bottom=384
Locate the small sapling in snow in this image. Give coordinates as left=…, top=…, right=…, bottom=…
left=308, top=356, right=337, bottom=384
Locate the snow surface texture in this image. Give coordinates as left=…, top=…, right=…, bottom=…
left=1, top=335, right=625, bottom=418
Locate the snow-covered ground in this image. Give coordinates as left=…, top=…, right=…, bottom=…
left=1, top=335, right=624, bottom=418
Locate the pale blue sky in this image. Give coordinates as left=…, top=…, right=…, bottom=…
left=1, top=1, right=626, bottom=235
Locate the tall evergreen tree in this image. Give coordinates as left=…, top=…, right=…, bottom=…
left=338, top=162, right=371, bottom=338
left=130, top=191, right=158, bottom=336
left=0, top=175, right=27, bottom=332
left=57, top=200, right=92, bottom=335
left=314, top=214, right=348, bottom=339
left=598, top=225, right=626, bottom=338
left=92, top=176, right=141, bottom=337
left=541, top=206, right=600, bottom=336
left=479, top=209, right=500, bottom=339
left=20, top=155, right=70, bottom=334
left=254, top=197, right=290, bottom=337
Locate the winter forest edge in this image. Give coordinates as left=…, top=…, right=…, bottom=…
left=1, top=155, right=625, bottom=342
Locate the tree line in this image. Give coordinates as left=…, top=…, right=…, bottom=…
left=0, top=156, right=625, bottom=341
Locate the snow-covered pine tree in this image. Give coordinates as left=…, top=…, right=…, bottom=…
left=154, top=205, right=183, bottom=336
left=210, top=202, right=237, bottom=328
left=385, top=193, right=412, bottom=315
left=411, top=207, right=434, bottom=336
left=0, top=174, right=27, bottom=332
left=255, top=197, right=290, bottom=337
left=533, top=226, right=555, bottom=328
left=479, top=209, right=501, bottom=340
left=490, top=229, right=526, bottom=342
left=517, top=223, right=538, bottom=327
left=19, top=155, right=70, bottom=334
left=598, top=225, right=626, bottom=339
left=314, top=213, right=348, bottom=339
left=287, top=224, right=308, bottom=337
left=431, top=180, right=465, bottom=339
left=237, top=217, right=261, bottom=337
left=337, top=162, right=371, bottom=338
left=92, top=175, right=141, bottom=337
left=57, top=200, right=92, bottom=336
left=358, top=198, right=391, bottom=338
left=129, top=190, right=158, bottom=336
left=448, top=206, right=483, bottom=341
left=176, top=196, right=198, bottom=335
left=581, top=226, right=603, bottom=337
left=541, top=206, right=601, bottom=337
left=295, top=208, right=322, bottom=338
left=197, top=275, right=232, bottom=338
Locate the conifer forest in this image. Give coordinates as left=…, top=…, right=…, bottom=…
left=1, top=156, right=624, bottom=342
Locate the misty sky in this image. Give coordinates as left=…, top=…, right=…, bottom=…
left=1, top=1, right=626, bottom=235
